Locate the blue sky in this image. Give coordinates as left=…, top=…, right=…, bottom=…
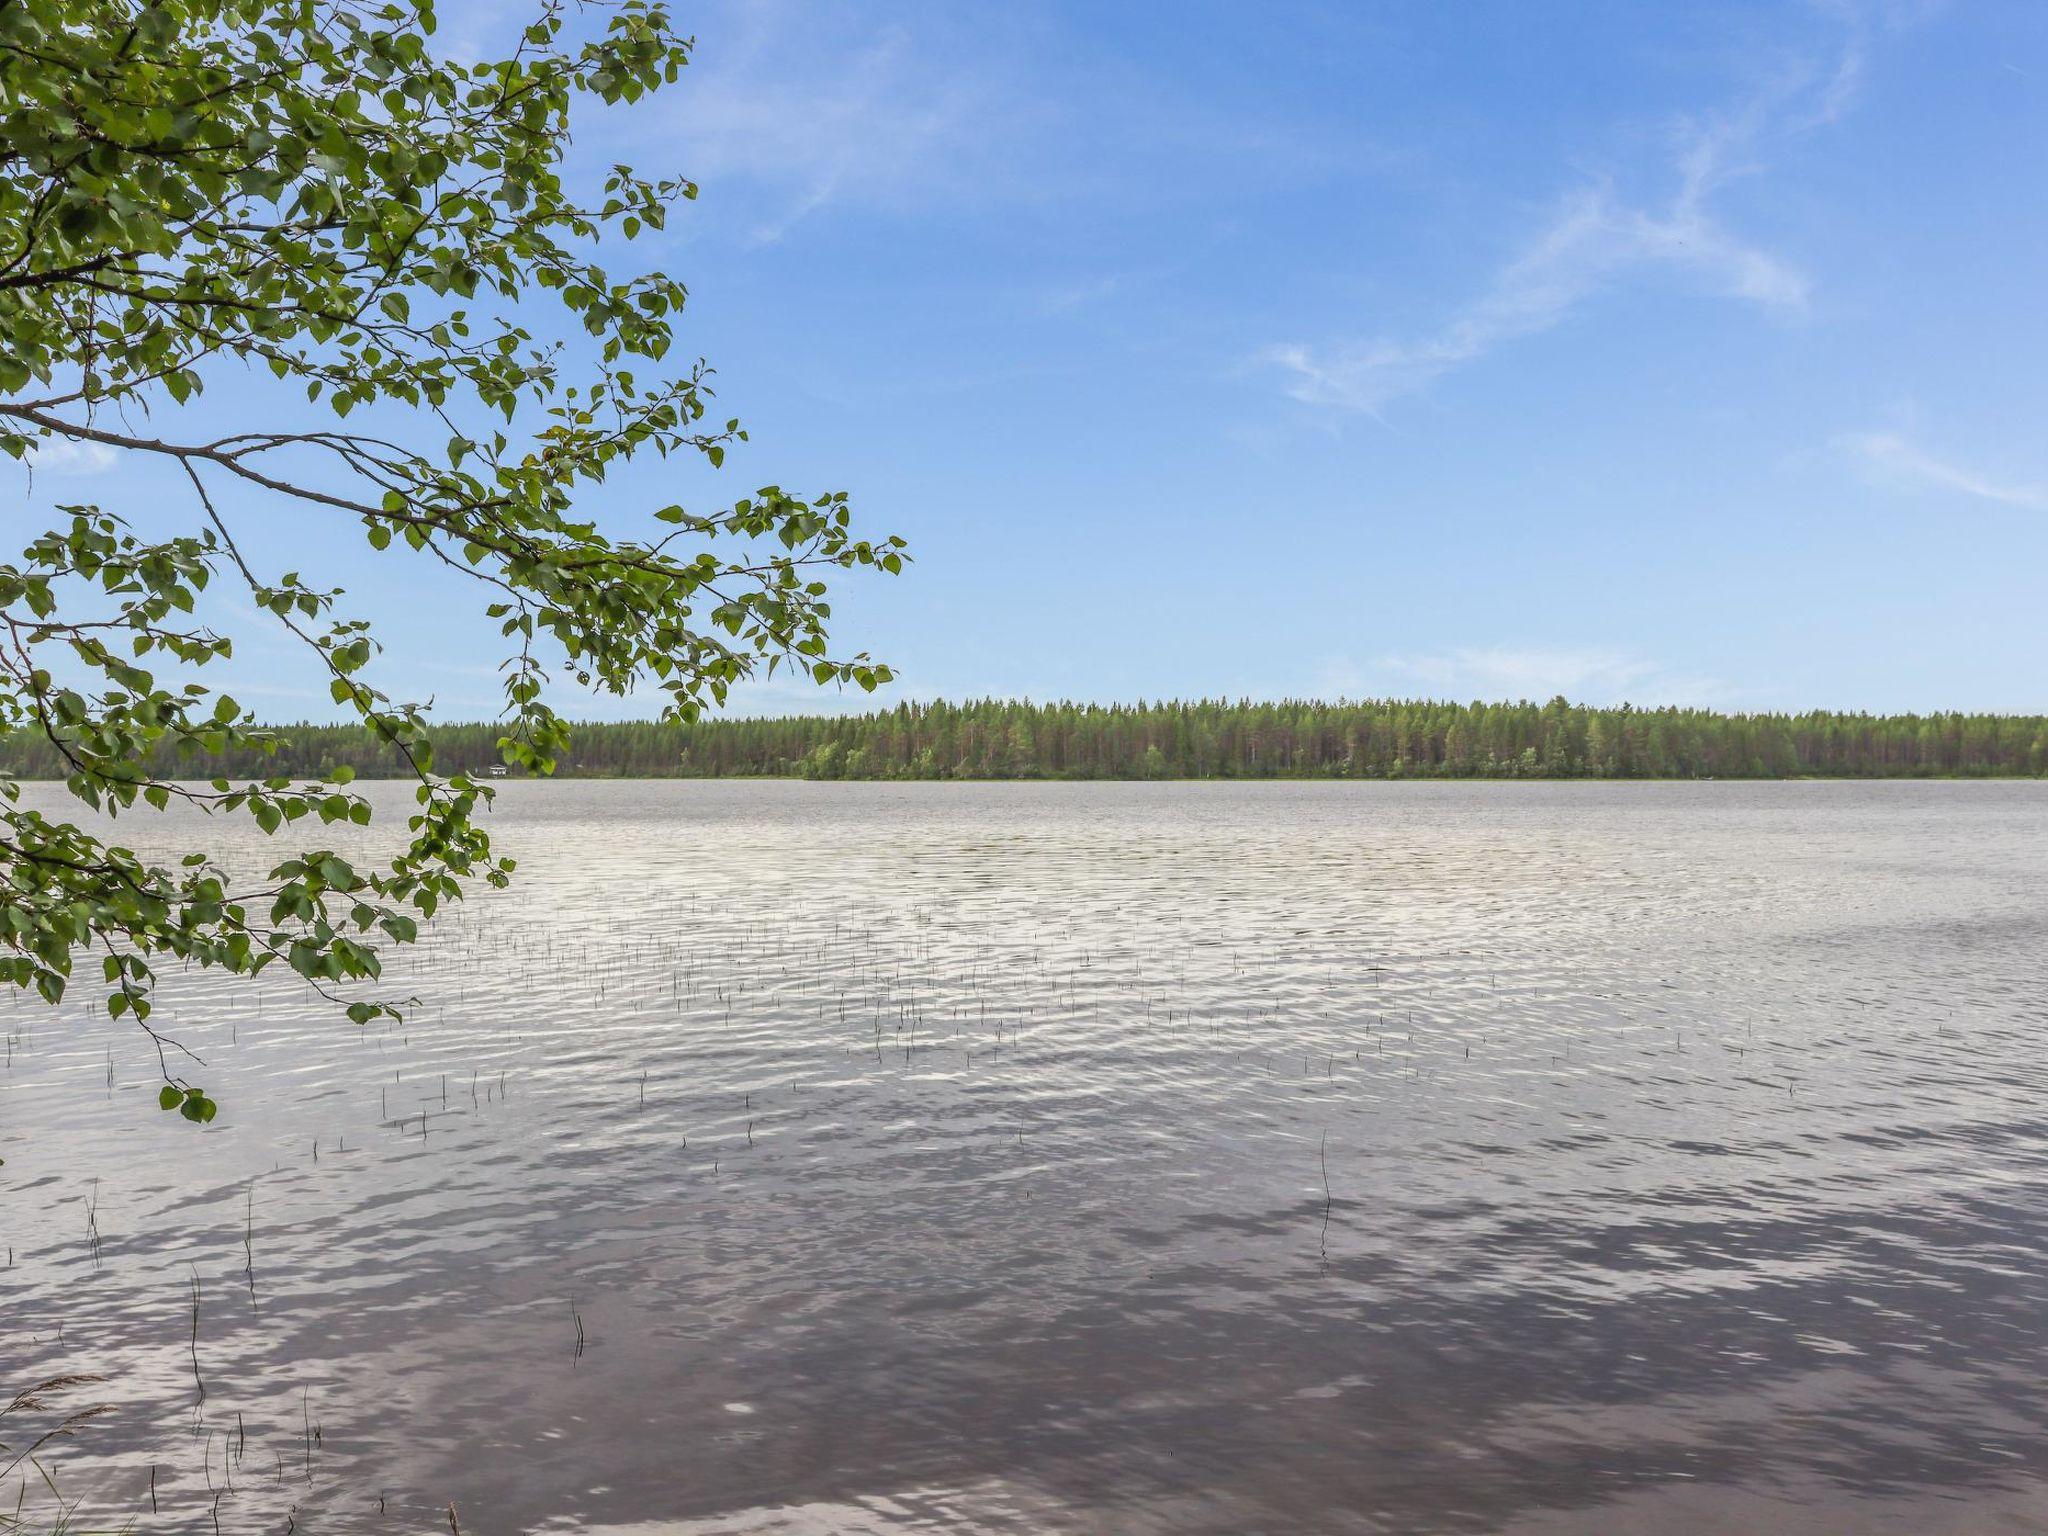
left=16, top=0, right=2048, bottom=717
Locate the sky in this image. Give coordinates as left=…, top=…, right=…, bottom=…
left=14, top=0, right=2048, bottom=718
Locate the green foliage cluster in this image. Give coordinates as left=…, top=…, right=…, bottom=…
left=0, top=0, right=900, bottom=1119
left=7, top=698, right=2044, bottom=782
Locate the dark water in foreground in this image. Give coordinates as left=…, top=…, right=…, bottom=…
left=6, top=781, right=2048, bottom=1534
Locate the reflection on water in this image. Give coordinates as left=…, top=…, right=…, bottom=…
left=5, top=781, right=2048, bottom=1533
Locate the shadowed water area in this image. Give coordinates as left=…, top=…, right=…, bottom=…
left=5, top=780, right=2048, bottom=1533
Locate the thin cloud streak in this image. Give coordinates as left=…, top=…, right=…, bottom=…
left=657, top=4, right=1035, bottom=245
left=1838, top=431, right=2048, bottom=512
left=1261, top=13, right=1905, bottom=417
left=650, top=2, right=1382, bottom=246
left=16, top=437, right=117, bottom=475
left=1268, top=176, right=1807, bottom=417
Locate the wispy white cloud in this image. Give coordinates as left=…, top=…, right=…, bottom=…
left=18, top=436, right=117, bottom=476
left=1261, top=7, right=1922, bottom=417
left=1836, top=430, right=2048, bottom=512
left=647, top=2, right=1378, bottom=247
left=1319, top=646, right=1726, bottom=707
left=657, top=3, right=1038, bottom=245
left=1267, top=170, right=1808, bottom=416
left=1799, top=0, right=1950, bottom=129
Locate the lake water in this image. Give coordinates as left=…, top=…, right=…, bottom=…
left=6, top=780, right=2048, bottom=1533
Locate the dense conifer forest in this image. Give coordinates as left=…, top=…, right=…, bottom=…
left=6, top=699, right=2047, bottom=781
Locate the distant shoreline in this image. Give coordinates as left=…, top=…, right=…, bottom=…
left=6, top=697, right=2045, bottom=782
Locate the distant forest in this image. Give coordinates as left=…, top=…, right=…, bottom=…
left=5, top=699, right=2047, bottom=781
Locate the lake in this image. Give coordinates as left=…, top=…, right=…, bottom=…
left=6, top=780, right=2048, bottom=1533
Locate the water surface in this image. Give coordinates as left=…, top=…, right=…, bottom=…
left=5, top=781, right=2048, bottom=1533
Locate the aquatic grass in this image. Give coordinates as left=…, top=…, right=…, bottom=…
left=0, top=1376, right=129, bottom=1536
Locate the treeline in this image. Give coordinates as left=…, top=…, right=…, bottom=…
left=5, top=698, right=2047, bottom=781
